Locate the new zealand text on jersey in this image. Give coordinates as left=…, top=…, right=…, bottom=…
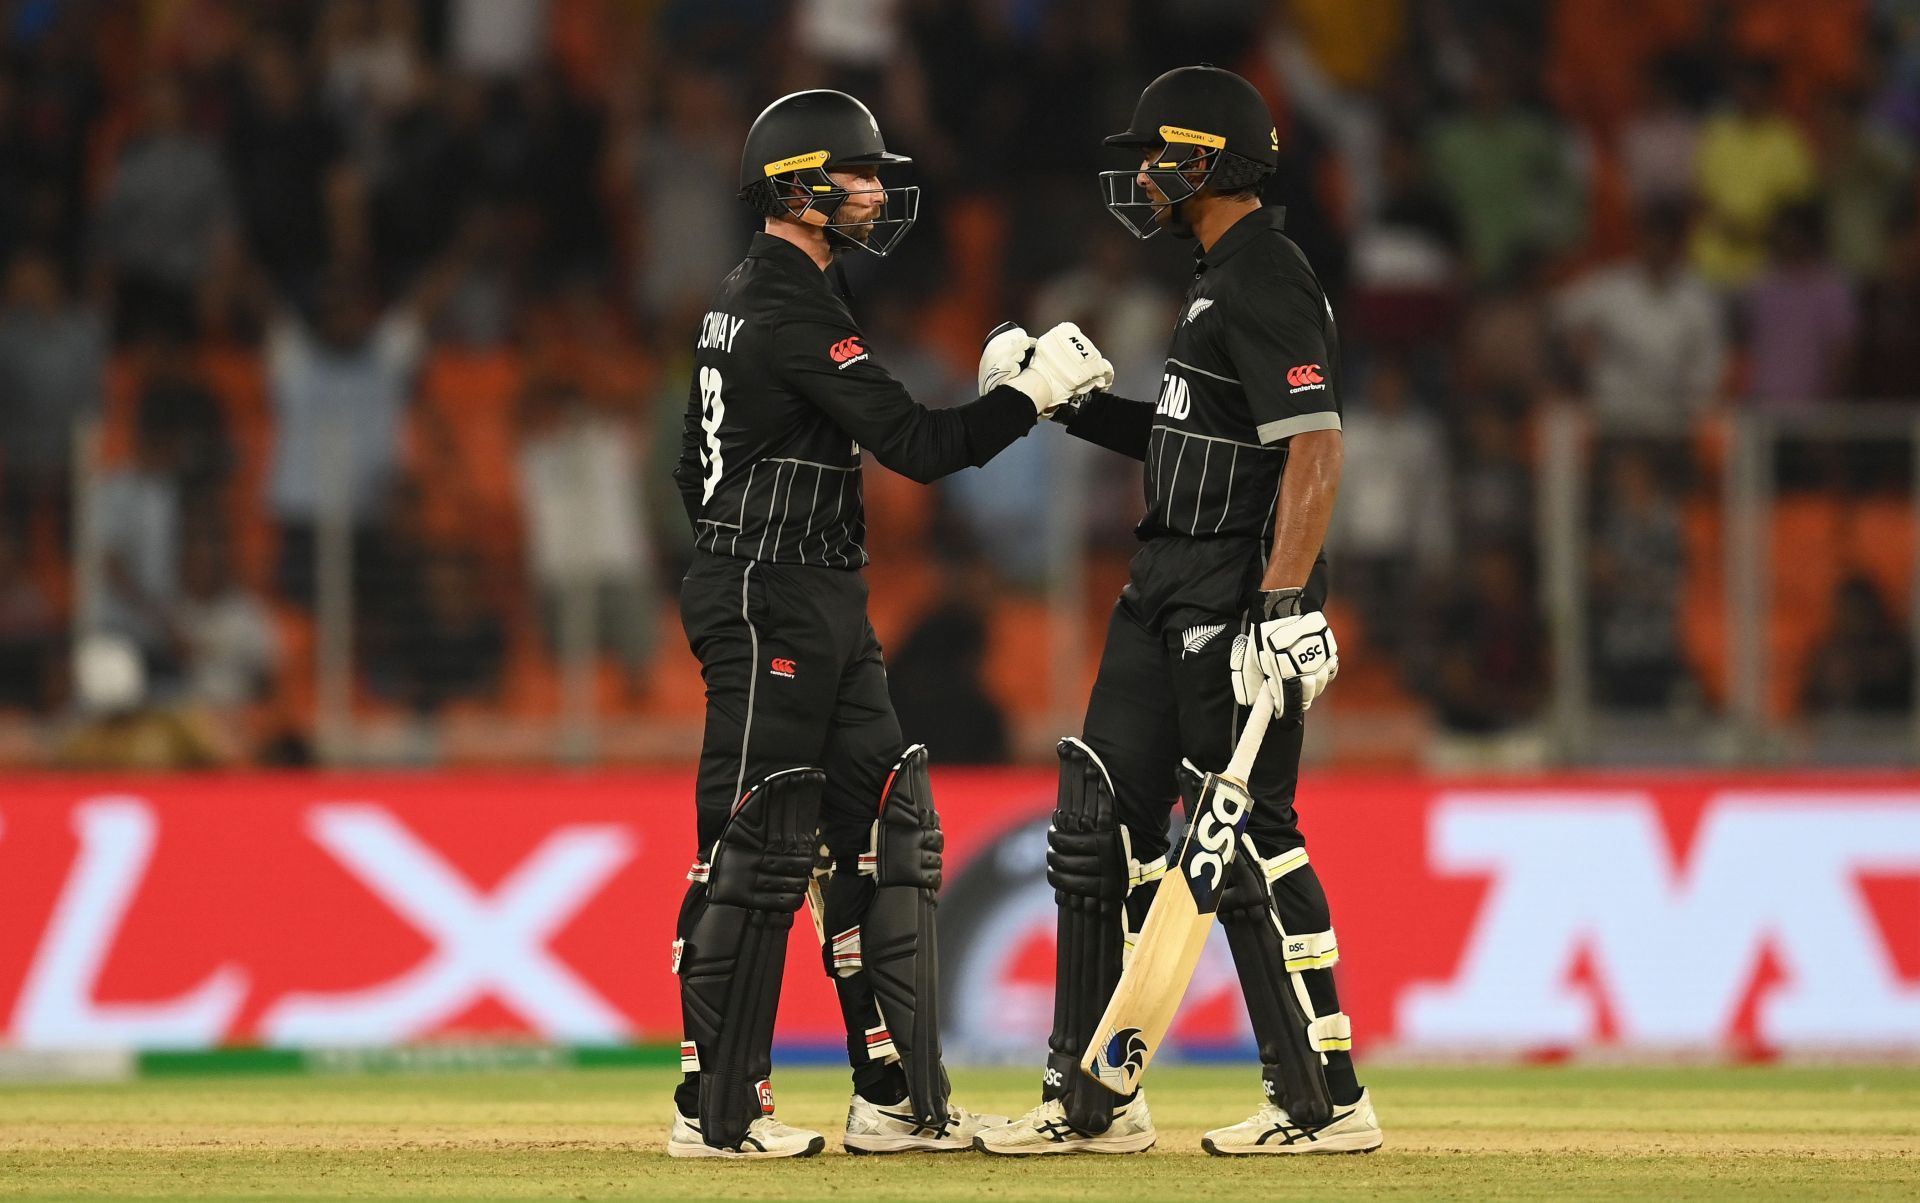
left=698, top=311, right=746, bottom=353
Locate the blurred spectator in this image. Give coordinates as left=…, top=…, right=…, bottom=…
left=433, top=207, right=517, bottom=346
left=0, top=14, right=104, bottom=271
left=135, top=338, right=233, bottom=513
left=1284, top=0, right=1408, bottom=94
left=1853, top=217, right=1920, bottom=399
left=1690, top=59, right=1816, bottom=286
left=0, top=246, right=105, bottom=537
left=1815, top=88, right=1917, bottom=282
left=263, top=262, right=456, bottom=608
left=1742, top=205, right=1859, bottom=411
left=1801, top=574, right=1914, bottom=714
left=1620, top=56, right=1703, bottom=208
left=172, top=532, right=280, bottom=710
left=1456, top=253, right=1558, bottom=400
left=1348, top=126, right=1463, bottom=350
left=515, top=375, right=656, bottom=695
left=0, top=74, right=24, bottom=270
left=449, top=0, right=549, bottom=77
left=1453, top=404, right=1533, bottom=552
left=90, top=74, right=236, bottom=342
left=1425, top=61, right=1586, bottom=282
left=889, top=560, right=1009, bottom=765
left=620, top=64, right=744, bottom=322
left=226, top=34, right=359, bottom=299
left=366, top=546, right=508, bottom=716
left=319, top=0, right=423, bottom=156
left=1427, top=543, right=1547, bottom=735
left=0, top=528, right=58, bottom=710
left=1555, top=200, right=1725, bottom=429
left=796, top=0, right=904, bottom=87
left=365, top=73, right=502, bottom=289
left=1330, top=356, right=1452, bottom=657
left=88, top=395, right=188, bottom=685
left=56, top=633, right=229, bottom=770
left=1588, top=447, right=1688, bottom=709
left=517, top=66, right=611, bottom=286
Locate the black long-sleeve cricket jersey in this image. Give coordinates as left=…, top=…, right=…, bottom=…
left=674, top=233, right=1036, bottom=568
left=1059, top=207, right=1342, bottom=629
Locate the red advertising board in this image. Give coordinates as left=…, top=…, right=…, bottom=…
left=2, top=772, right=1917, bottom=1057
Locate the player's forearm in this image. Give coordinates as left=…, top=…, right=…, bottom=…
left=863, top=385, right=1036, bottom=483
left=1261, top=428, right=1342, bottom=591
left=1056, top=390, right=1152, bottom=461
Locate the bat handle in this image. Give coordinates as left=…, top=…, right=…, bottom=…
left=1222, top=681, right=1273, bottom=786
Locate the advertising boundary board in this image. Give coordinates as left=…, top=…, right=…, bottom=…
left=2, top=772, right=1916, bottom=1061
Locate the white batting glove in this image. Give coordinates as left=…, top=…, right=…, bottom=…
left=1007, top=321, right=1114, bottom=416
left=1229, top=588, right=1339, bottom=722
left=979, top=321, right=1036, bottom=395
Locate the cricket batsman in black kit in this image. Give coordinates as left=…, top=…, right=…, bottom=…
left=978, top=66, right=1384, bottom=1156
left=666, top=89, right=1114, bottom=1159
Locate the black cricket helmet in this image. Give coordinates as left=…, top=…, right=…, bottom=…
left=738, top=89, right=919, bottom=257
left=1101, top=65, right=1277, bottom=240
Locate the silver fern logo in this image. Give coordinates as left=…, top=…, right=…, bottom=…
left=1186, top=297, right=1214, bottom=322
left=1181, top=623, right=1227, bottom=656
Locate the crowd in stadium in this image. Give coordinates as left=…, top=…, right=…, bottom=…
left=1, top=0, right=1917, bottom=767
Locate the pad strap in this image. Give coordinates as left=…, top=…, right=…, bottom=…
left=1283, top=927, right=1339, bottom=973
left=1308, top=1012, right=1353, bottom=1052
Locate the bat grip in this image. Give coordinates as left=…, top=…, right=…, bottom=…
left=1223, top=682, right=1273, bottom=786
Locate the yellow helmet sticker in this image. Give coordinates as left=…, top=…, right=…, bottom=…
left=764, top=150, right=831, bottom=176
left=1158, top=124, right=1226, bottom=149
left=1270, top=126, right=1279, bottom=151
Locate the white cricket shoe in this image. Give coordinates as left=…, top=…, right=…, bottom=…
left=973, top=1094, right=1155, bottom=1156
left=842, top=1093, right=1010, bottom=1154
left=1201, top=1088, right=1383, bottom=1155
left=666, top=1110, right=826, bottom=1159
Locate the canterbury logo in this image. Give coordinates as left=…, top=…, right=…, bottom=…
left=769, top=657, right=797, bottom=678
left=1181, top=623, right=1227, bottom=656
left=1286, top=363, right=1325, bottom=389
left=830, top=337, right=866, bottom=364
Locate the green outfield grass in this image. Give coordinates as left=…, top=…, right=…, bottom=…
left=2, top=1064, right=1917, bottom=1201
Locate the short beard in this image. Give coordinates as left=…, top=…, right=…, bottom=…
left=1154, top=196, right=1195, bottom=240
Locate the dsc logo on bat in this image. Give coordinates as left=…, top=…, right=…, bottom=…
left=1184, top=781, right=1251, bottom=895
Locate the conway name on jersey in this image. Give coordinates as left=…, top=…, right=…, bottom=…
left=674, top=234, right=1033, bottom=569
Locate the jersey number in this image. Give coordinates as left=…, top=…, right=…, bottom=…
left=698, top=366, right=726, bottom=504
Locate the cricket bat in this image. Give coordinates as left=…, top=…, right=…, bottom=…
left=1079, top=681, right=1273, bottom=1095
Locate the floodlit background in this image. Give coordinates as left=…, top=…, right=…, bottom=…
left=0, top=1, right=1917, bottom=1066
